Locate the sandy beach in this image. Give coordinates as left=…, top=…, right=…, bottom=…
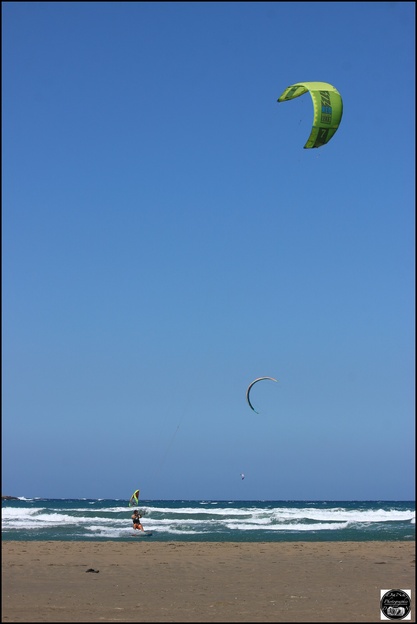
left=2, top=541, right=415, bottom=622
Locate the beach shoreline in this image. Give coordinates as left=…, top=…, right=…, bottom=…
left=2, top=540, right=415, bottom=622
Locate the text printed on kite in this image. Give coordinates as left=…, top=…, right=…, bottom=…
left=277, top=82, right=343, bottom=149
left=246, top=377, right=278, bottom=414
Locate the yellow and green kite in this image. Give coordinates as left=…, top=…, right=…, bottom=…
left=129, top=489, right=140, bottom=507
left=277, top=82, right=343, bottom=149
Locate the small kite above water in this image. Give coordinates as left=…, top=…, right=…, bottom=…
left=246, top=377, right=278, bottom=414
left=129, top=489, right=140, bottom=507
left=277, top=81, right=343, bottom=149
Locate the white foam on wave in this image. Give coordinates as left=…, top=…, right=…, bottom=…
left=1, top=507, right=40, bottom=519
left=2, top=509, right=130, bottom=530
left=150, top=505, right=254, bottom=516
left=147, top=505, right=415, bottom=524
left=159, top=528, right=203, bottom=535
left=270, top=507, right=415, bottom=524
left=225, top=521, right=350, bottom=532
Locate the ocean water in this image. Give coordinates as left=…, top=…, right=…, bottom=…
left=1, top=499, right=415, bottom=542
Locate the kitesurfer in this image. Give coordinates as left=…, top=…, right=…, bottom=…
left=132, top=509, right=145, bottom=532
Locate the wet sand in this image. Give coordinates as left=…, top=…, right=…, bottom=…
left=2, top=541, right=415, bottom=622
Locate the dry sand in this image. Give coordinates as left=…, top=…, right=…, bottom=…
left=2, top=541, right=415, bottom=622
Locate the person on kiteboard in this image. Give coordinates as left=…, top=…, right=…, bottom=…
left=131, top=509, right=145, bottom=532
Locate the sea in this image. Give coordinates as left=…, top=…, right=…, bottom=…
left=2, top=499, right=415, bottom=542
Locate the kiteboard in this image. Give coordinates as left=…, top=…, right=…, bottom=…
left=131, top=531, right=153, bottom=537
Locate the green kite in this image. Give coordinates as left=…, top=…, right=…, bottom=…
left=277, top=82, right=343, bottom=149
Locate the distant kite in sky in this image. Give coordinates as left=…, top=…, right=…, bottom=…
left=240, top=473, right=245, bottom=480
left=277, top=82, right=343, bottom=148
left=246, top=377, right=278, bottom=414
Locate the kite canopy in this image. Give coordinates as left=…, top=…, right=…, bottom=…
left=129, top=489, right=140, bottom=507
left=246, top=377, right=278, bottom=414
left=277, top=81, right=343, bottom=148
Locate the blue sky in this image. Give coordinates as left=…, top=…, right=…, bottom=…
left=2, top=2, right=415, bottom=501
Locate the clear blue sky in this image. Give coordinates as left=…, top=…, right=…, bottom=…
left=2, top=2, right=415, bottom=501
